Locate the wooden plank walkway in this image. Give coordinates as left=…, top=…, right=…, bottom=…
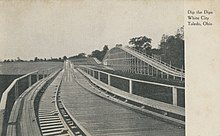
left=5, top=70, right=61, bottom=136
left=18, top=81, right=44, bottom=136
left=38, top=71, right=72, bottom=136
left=59, top=68, right=185, bottom=136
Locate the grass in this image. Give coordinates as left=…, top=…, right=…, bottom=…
left=0, top=61, right=63, bottom=75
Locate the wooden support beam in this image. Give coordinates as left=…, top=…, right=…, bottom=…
left=129, top=79, right=133, bottom=94
left=172, top=87, right=178, bottom=106
left=108, top=74, right=111, bottom=85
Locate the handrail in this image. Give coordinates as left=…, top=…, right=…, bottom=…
left=6, top=69, right=62, bottom=136
left=79, top=66, right=184, bottom=89
left=93, top=58, right=102, bottom=64
left=0, top=70, right=38, bottom=110
left=0, top=66, right=62, bottom=107
left=0, top=66, right=62, bottom=136
left=125, top=46, right=185, bottom=73
left=117, top=46, right=184, bottom=79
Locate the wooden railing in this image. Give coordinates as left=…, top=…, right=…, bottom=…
left=0, top=66, right=61, bottom=136
left=125, top=46, right=185, bottom=73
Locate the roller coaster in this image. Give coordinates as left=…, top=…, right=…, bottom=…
left=0, top=45, right=185, bottom=136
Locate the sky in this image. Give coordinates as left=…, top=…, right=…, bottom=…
left=0, top=0, right=183, bottom=61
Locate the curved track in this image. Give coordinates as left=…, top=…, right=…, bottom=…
left=6, top=61, right=185, bottom=136
left=59, top=65, right=184, bottom=136
left=6, top=70, right=60, bottom=136
left=38, top=70, right=89, bottom=136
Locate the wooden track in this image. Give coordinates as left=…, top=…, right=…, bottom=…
left=6, top=71, right=58, bottom=136
left=38, top=70, right=88, bottom=136
left=59, top=66, right=185, bottom=136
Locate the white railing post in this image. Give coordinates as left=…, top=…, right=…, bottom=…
left=36, top=72, right=39, bottom=81
left=42, top=71, right=45, bottom=78
left=108, top=74, right=111, bottom=85
left=98, top=71, right=100, bottom=80
left=129, top=79, right=133, bottom=94
left=172, top=87, right=178, bottom=105
left=28, top=75, right=32, bottom=87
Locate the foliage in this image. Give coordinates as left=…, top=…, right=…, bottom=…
left=129, top=36, right=152, bottom=53
left=89, top=45, right=109, bottom=61
left=69, top=53, right=87, bottom=59
left=63, top=56, right=67, bottom=61
left=128, top=26, right=184, bottom=69
left=158, top=26, right=184, bottom=68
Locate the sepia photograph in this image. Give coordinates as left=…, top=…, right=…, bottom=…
left=1, top=0, right=219, bottom=136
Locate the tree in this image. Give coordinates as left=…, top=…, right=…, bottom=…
left=78, top=53, right=86, bottom=58
left=89, top=45, right=109, bottom=61
left=34, top=57, right=39, bottom=62
left=91, top=50, right=102, bottom=60
left=100, top=45, right=109, bottom=61
left=69, top=53, right=87, bottom=59
left=63, top=56, right=67, bottom=61
left=158, top=26, right=184, bottom=68
left=129, top=36, right=152, bottom=53
left=103, top=45, right=109, bottom=52
left=159, top=34, right=169, bottom=49
left=176, top=25, right=184, bottom=40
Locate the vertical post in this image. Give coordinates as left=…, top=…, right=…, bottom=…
left=181, top=65, right=184, bottom=81
left=131, top=56, right=133, bottom=73
left=43, top=71, right=45, bottom=78
left=139, top=59, right=141, bottom=74
left=98, top=71, right=100, bottom=80
left=135, top=58, right=137, bottom=74
left=28, top=75, right=32, bottom=87
left=147, top=63, right=149, bottom=75
left=130, top=55, right=132, bottom=73
left=129, top=79, right=133, bottom=94
left=15, top=81, right=18, bottom=100
left=108, top=74, right=111, bottom=85
left=36, top=72, right=39, bottom=81
left=172, top=87, right=178, bottom=105
left=93, top=70, right=95, bottom=77
left=152, top=66, right=154, bottom=76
